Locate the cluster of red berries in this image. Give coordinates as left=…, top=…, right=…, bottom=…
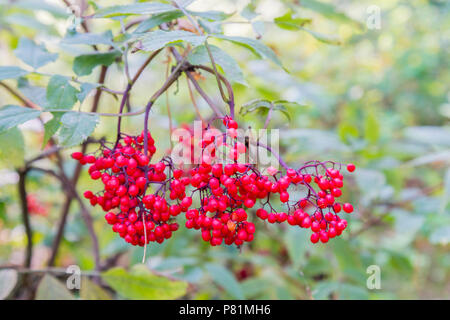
left=72, top=131, right=192, bottom=246
left=71, top=117, right=356, bottom=248
left=254, top=163, right=355, bottom=244
left=27, top=194, right=48, bottom=216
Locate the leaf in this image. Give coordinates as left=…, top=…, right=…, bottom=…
left=429, top=226, right=450, bottom=245
left=0, top=66, right=29, bottom=81
left=14, top=37, right=58, bottom=69
left=77, top=82, right=99, bottom=103
left=134, top=11, right=185, bottom=34
left=240, top=99, right=303, bottom=121
left=214, top=35, right=285, bottom=71
left=42, top=113, right=62, bottom=149
left=17, top=80, right=48, bottom=107
left=0, top=127, right=25, bottom=167
left=35, top=274, right=75, bottom=300
left=0, top=269, right=18, bottom=300
left=94, top=2, right=176, bottom=18
left=101, top=265, right=187, bottom=300
left=73, top=50, right=121, bottom=76
left=241, top=3, right=258, bottom=20
left=46, top=75, right=79, bottom=110
left=188, top=44, right=246, bottom=85
left=301, top=28, right=341, bottom=45
left=274, top=11, right=312, bottom=30
left=62, top=31, right=114, bottom=46
left=58, top=112, right=99, bottom=147
left=139, top=30, right=207, bottom=52
left=0, top=105, right=41, bottom=133
left=204, top=263, right=245, bottom=300
left=80, top=277, right=112, bottom=300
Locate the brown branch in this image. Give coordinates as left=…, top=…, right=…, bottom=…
left=17, top=169, right=33, bottom=268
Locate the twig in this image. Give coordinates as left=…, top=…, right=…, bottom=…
left=17, top=169, right=33, bottom=268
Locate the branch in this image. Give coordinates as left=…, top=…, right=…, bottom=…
left=17, top=169, right=33, bottom=268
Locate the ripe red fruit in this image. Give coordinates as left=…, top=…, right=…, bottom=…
left=343, top=203, right=353, bottom=213
left=71, top=152, right=83, bottom=160
left=347, top=163, right=356, bottom=172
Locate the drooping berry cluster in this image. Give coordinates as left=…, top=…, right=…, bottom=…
left=72, top=131, right=192, bottom=246
left=71, top=118, right=356, bottom=248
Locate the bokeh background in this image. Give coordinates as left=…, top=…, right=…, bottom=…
left=0, top=0, right=449, bottom=299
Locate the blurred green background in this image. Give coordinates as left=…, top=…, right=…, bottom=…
left=0, top=0, right=449, bottom=299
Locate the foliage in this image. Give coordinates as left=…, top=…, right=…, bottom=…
left=0, top=0, right=448, bottom=300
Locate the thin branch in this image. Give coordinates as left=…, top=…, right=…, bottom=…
left=185, top=75, right=205, bottom=122
left=17, top=169, right=33, bottom=268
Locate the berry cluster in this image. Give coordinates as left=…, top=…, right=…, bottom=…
left=72, top=131, right=192, bottom=246
left=71, top=118, right=356, bottom=248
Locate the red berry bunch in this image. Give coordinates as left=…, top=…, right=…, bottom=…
left=71, top=131, right=192, bottom=246
left=71, top=118, right=357, bottom=249
left=27, top=194, right=48, bottom=216
left=254, top=162, right=356, bottom=244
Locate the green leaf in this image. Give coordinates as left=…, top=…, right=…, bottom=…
left=241, top=3, right=258, bottom=20
left=17, top=80, right=48, bottom=107
left=301, top=28, right=341, bottom=45
left=101, top=265, right=187, bottom=300
left=73, top=50, right=121, bottom=76
left=77, top=82, right=99, bottom=103
left=214, top=35, right=285, bottom=71
left=139, top=30, right=207, bottom=52
left=14, top=37, right=58, bottom=69
left=134, top=11, right=184, bottom=34
left=62, top=31, right=114, bottom=46
left=35, top=274, right=75, bottom=300
left=0, top=269, right=18, bottom=300
left=299, top=0, right=362, bottom=29
left=46, top=75, right=79, bottom=110
left=188, top=44, right=246, bottom=85
left=274, top=11, right=312, bottom=30
left=80, top=277, right=112, bottom=300
left=0, top=66, right=29, bottom=81
left=94, top=2, right=176, bottom=18
left=0, top=105, right=41, bottom=133
left=0, top=127, right=25, bottom=167
left=58, top=112, right=99, bottom=147
left=204, top=263, right=245, bottom=300
left=240, top=99, right=303, bottom=121
left=42, top=113, right=62, bottom=149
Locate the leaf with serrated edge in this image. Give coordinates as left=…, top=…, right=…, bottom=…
left=0, top=105, right=41, bottom=133
left=58, top=112, right=99, bottom=147
left=0, top=66, right=29, bottom=81
left=46, top=75, right=79, bottom=110
left=73, top=51, right=121, bottom=76
left=0, top=127, right=25, bottom=167
left=188, top=44, right=247, bottom=85
left=14, top=37, right=58, bottom=69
